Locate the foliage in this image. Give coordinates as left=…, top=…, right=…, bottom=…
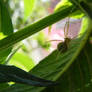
left=0, top=0, right=92, bottom=92
left=24, top=0, right=36, bottom=21
left=0, top=0, right=13, bottom=63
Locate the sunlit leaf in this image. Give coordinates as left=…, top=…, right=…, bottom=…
left=55, top=0, right=84, bottom=18
left=8, top=52, right=35, bottom=71
left=4, top=46, right=22, bottom=65
left=24, top=0, right=36, bottom=21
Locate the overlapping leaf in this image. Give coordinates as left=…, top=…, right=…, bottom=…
left=0, top=3, right=76, bottom=91
left=42, top=41, right=92, bottom=92
left=1, top=16, right=92, bottom=92
left=0, top=1, right=92, bottom=92
left=0, top=64, right=58, bottom=87
left=69, top=0, right=92, bottom=19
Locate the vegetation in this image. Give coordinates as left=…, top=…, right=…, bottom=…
left=0, top=0, right=92, bottom=92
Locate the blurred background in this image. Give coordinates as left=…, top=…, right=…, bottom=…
left=5, top=0, right=81, bottom=71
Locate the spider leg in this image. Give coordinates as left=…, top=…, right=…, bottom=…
left=46, top=40, right=63, bottom=43
left=64, top=20, right=68, bottom=38
left=66, top=17, right=70, bottom=38
left=64, top=17, right=70, bottom=38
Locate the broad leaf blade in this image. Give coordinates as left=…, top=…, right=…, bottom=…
left=42, top=41, right=92, bottom=92
left=1, top=17, right=92, bottom=92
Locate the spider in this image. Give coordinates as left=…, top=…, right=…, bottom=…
left=57, top=18, right=71, bottom=53
left=47, top=16, right=81, bottom=55
left=48, top=18, right=72, bottom=53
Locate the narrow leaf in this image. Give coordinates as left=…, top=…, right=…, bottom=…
left=4, top=45, right=22, bottom=64
left=0, top=0, right=13, bottom=63
left=0, top=64, right=58, bottom=87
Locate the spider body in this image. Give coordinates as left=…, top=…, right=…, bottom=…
left=57, top=38, right=71, bottom=53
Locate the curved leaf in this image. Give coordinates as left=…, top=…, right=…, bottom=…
left=0, top=1, right=92, bottom=92
left=1, top=17, right=92, bottom=92
left=55, top=0, right=84, bottom=19
left=42, top=41, right=92, bottom=92
left=0, top=64, right=58, bottom=87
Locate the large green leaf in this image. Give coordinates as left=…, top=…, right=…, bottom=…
left=42, top=41, right=92, bottom=92
left=24, top=0, right=36, bottom=21
left=1, top=16, right=92, bottom=92
left=0, top=0, right=13, bottom=63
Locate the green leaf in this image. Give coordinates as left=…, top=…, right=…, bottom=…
left=70, top=0, right=92, bottom=19
left=4, top=46, right=22, bottom=65
left=1, top=16, right=92, bottom=92
left=4, top=45, right=35, bottom=71
left=55, top=0, right=72, bottom=11
left=0, top=0, right=13, bottom=63
left=24, top=0, right=36, bottom=21
left=0, top=83, right=9, bottom=91
left=8, top=52, right=35, bottom=71
left=0, top=64, right=58, bottom=87
left=0, top=4, right=77, bottom=52
left=42, top=41, right=92, bottom=92
left=55, top=0, right=84, bottom=18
